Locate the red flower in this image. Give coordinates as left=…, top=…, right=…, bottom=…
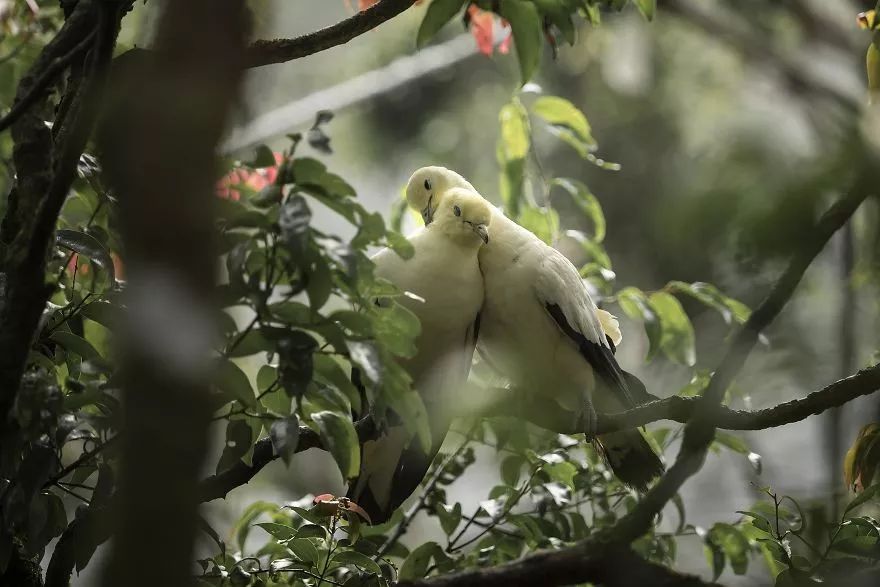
left=215, top=152, right=283, bottom=201
left=467, top=5, right=511, bottom=56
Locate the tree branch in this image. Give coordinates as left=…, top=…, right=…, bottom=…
left=0, top=0, right=98, bottom=435
left=198, top=416, right=378, bottom=502
left=498, top=363, right=880, bottom=435
left=398, top=545, right=720, bottom=587
left=243, top=0, right=417, bottom=68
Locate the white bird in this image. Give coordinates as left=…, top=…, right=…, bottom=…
left=347, top=188, right=491, bottom=523
left=405, top=167, right=663, bottom=490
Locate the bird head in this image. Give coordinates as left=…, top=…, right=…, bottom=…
left=405, top=166, right=475, bottom=225
left=431, top=187, right=491, bottom=246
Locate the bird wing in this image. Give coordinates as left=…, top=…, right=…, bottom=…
left=534, top=251, right=637, bottom=409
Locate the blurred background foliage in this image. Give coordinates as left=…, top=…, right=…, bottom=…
left=2, top=0, right=880, bottom=585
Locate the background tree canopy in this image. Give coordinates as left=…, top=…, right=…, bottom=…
left=2, top=1, right=880, bottom=586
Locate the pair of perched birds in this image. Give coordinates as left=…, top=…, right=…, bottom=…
left=347, top=166, right=664, bottom=524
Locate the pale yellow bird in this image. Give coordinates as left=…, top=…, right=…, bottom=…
left=405, top=166, right=663, bottom=489
left=347, top=188, right=491, bottom=523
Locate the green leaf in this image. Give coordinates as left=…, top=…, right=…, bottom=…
left=551, top=178, right=605, bottom=242
left=501, top=455, right=525, bottom=487
left=516, top=206, right=559, bottom=245
left=617, top=287, right=662, bottom=360
left=269, top=414, right=300, bottom=465
left=306, top=256, right=333, bottom=311
left=496, top=99, right=530, bottom=217
left=737, top=510, right=773, bottom=534
left=291, top=157, right=327, bottom=186
left=331, top=550, right=382, bottom=575
left=255, top=522, right=297, bottom=541
left=499, top=0, right=544, bottom=84
left=372, top=302, right=422, bottom=359
left=56, top=229, right=115, bottom=283
left=845, top=483, right=880, bottom=514
left=79, top=302, right=121, bottom=329
left=435, top=502, right=462, bottom=536
left=714, top=431, right=750, bottom=455
left=312, top=411, right=360, bottom=479
left=710, top=523, right=750, bottom=575
left=217, top=419, right=253, bottom=473
left=214, top=359, right=256, bottom=407
left=288, top=538, right=320, bottom=564
left=416, top=0, right=468, bottom=48
left=296, top=524, right=328, bottom=540
left=49, top=331, right=101, bottom=361
left=666, top=281, right=750, bottom=325
left=648, top=291, right=696, bottom=366
left=386, top=230, right=415, bottom=260
left=245, top=144, right=277, bottom=168
left=232, top=501, right=278, bottom=552
left=532, top=96, right=594, bottom=147
left=634, top=0, right=656, bottom=21
left=399, top=541, right=445, bottom=580
left=313, top=355, right=361, bottom=415
left=277, top=330, right=318, bottom=399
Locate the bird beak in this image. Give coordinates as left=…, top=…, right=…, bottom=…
left=421, top=195, right=434, bottom=225
left=473, top=223, right=489, bottom=244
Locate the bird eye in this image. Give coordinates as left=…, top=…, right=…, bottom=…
left=453, top=205, right=461, bottom=217
left=424, top=179, right=432, bottom=190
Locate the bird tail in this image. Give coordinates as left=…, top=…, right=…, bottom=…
left=346, top=426, right=447, bottom=525
left=595, top=429, right=665, bottom=491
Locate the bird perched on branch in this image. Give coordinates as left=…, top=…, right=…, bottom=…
left=347, top=188, right=491, bottom=523
left=405, top=166, right=664, bottom=490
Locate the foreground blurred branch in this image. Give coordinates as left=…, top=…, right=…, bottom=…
left=96, top=0, right=250, bottom=585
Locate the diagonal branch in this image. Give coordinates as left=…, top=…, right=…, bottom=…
left=245, top=0, right=417, bottom=68
left=501, top=363, right=880, bottom=435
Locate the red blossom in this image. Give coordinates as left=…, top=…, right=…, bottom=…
left=467, top=5, right=511, bottom=56
left=215, top=151, right=283, bottom=201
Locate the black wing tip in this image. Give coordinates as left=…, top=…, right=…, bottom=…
left=597, top=431, right=665, bottom=491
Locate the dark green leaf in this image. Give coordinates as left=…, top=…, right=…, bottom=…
left=245, top=145, right=277, bottom=168
left=49, top=331, right=101, bottom=361
left=217, top=420, right=253, bottom=473
left=617, top=287, right=662, bottom=360
left=313, top=411, right=360, bottom=479
left=288, top=538, right=320, bottom=564
left=435, top=503, right=462, bottom=536
left=399, top=541, right=445, bottom=580
left=277, top=330, right=317, bottom=399
left=648, top=291, right=696, bottom=366
left=416, top=0, right=469, bottom=48
left=499, top=0, right=543, bottom=84
left=331, top=550, right=382, bottom=575
left=255, top=522, right=297, bottom=541
left=56, top=229, right=115, bottom=283
left=296, top=524, right=328, bottom=540
left=496, top=99, right=530, bottom=217
left=214, top=359, right=255, bottom=406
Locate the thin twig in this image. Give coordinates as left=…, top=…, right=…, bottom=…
left=0, top=31, right=96, bottom=133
